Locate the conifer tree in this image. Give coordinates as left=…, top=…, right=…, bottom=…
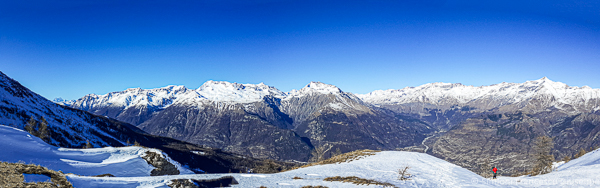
left=532, top=136, right=554, bottom=175
left=25, top=116, right=37, bottom=135
left=38, top=117, right=49, bottom=140
left=478, top=158, right=491, bottom=178
left=85, top=140, right=92, bottom=149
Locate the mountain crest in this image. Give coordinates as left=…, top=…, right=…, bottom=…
left=196, top=80, right=285, bottom=103
left=296, top=81, right=343, bottom=95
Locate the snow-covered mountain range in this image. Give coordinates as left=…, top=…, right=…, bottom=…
left=358, top=77, right=600, bottom=113
left=65, top=77, right=600, bottom=116
left=58, top=77, right=600, bottom=176
left=67, top=81, right=360, bottom=112
left=62, top=80, right=429, bottom=161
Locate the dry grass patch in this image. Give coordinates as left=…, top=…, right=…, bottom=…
left=324, top=176, right=396, bottom=188
left=0, top=161, right=74, bottom=188
left=290, top=149, right=379, bottom=170
left=292, top=176, right=303, bottom=180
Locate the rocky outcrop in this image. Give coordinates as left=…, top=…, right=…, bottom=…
left=142, top=151, right=180, bottom=176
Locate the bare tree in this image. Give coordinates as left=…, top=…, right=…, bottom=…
left=532, top=136, right=554, bottom=175
left=398, top=165, right=412, bottom=181
left=309, top=144, right=333, bottom=163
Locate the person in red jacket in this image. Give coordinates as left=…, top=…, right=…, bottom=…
left=491, top=166, right=498, bottom=179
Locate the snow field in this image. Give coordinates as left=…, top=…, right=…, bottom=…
left=0, top=125, right=190, bottom=177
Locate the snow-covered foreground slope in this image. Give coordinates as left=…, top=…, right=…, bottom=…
left=4, top=122, right=600, bottom=187
left=68, top=150, right=600, bottom=188
left=68, top=151, right=491, bottom=188
left=0, top=125, right=192, bottom=177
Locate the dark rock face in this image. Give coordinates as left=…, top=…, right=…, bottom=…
left=295, top=108, right=430, bottom=156
left=70, top=86, right=433, bottom=161
left=138, top=103, right=312, bottom=161
left=377, top=103, right=482, bottom=131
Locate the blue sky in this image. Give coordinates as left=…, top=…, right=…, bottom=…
left=1, top=0, right=599, bottom=100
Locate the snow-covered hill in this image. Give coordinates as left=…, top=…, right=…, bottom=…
left=70, top=148, right=600, bottom=187
left=67, top=151, right=492, bottom=188
left=0, top=71, right=137, bottom=148
left=0, top=124, right=192, bottom=177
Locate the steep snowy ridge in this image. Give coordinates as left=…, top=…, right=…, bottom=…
left=0, top=71, right=128, bottom=147
left=357, top=77, right=600, bottom=112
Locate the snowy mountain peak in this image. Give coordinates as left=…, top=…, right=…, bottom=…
left=296, top=81, right=343, bottom=95
left=52, top=97, right=75, bottom=106
left=419, top=82, right=466, bottom=89
left=196, top=80, right=285, bottom=103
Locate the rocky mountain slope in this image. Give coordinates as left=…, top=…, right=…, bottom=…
left=0, top=71, right=288, bottom=173
left=67, top=81, right=431, bottom=161
left=358, top=77, right=600, bottom=175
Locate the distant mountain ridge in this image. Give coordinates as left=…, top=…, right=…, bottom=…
left=357, top=77, right=600, bottom=114
left=66, top=77, right=600, bottom=116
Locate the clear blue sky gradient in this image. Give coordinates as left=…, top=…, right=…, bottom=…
left=1, top=0, right=599, bottom=100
